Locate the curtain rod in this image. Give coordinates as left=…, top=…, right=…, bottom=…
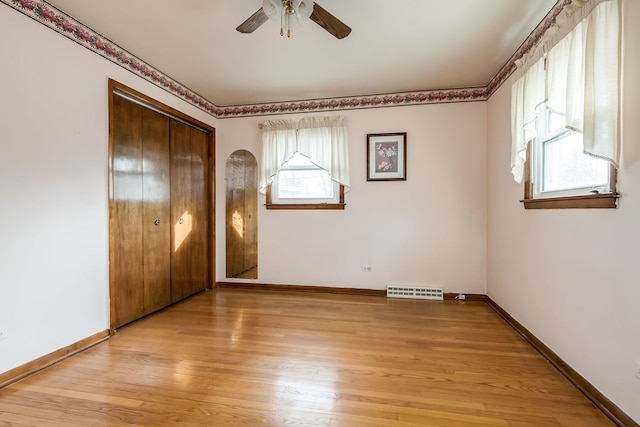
left=258, top=115, right=345, bottom=130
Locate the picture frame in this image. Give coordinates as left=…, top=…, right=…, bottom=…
left=366, top=132, right=407, bottom=181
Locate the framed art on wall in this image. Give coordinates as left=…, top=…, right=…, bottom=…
left=366, top=132, right=407, bottom=181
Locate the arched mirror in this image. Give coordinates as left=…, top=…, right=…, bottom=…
left=225, top=150, right=258, bottom=279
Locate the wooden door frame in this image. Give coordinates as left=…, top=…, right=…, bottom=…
left=108, top=79, right=216, bottom=335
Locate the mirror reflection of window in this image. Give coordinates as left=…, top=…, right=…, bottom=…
left=225, top=150, right=258, bottom=279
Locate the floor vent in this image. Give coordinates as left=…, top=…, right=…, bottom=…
left=386, top=285, right=444, bottom=300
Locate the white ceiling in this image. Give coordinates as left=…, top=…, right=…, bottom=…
left=44, top=0, right=558, bottom=107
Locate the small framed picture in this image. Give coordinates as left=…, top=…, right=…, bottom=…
left=366, top=132, right=407, bottom=181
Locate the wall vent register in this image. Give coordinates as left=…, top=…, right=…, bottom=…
left=386, top=286, right=444, bottom=301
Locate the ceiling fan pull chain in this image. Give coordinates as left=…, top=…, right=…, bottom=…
left=280, top=7, right=284, bottom=36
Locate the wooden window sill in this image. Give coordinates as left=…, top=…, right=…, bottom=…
left=521, top=193, right=619, bottom=209
left=265, top=184, right=345, bottom=210
left=265, top=203, right=346, bottom=210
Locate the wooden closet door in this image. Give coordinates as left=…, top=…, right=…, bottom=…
left=111, top=96, right=171, bottom=328
left=141, top=108, right=171, bottom=314
left=170, top=121, right=209, bottom=302
left=111, top=95, right=145, bottom=328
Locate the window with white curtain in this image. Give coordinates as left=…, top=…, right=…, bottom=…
left=510, top=0, right=619, bottom=209
left=271, top=152, right=340, bottom=204
left=259, top=116, right=349, bottom=209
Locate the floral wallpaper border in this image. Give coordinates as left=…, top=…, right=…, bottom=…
left=216, top=88, right=488, bottom=118
left=2, top=0, right=571, bottom=119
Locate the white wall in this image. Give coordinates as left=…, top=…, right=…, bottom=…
left=0, top=6, right=218, bottom=374
left=486, top=0, right=640, bottom=423
left=217, top=103, right=487, bottom=293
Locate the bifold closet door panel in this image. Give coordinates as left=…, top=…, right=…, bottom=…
left=170, top=121, right=209, bottom=302
left=111, top=96, right=172, bottom=328
left=188, top=126, right=209, bottom=296
left=111, top=96, right=145, bottom=328
left=141, top=108, right=171, bottom=314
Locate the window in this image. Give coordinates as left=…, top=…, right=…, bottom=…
left=267, top=152, right=344, bottom=208
left=511, top=0, right=619, bottom=209
left=260, top=116, right=349, bottom=210
left=530, top=107, right=613, bottom=199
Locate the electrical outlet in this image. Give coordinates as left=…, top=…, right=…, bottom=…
left=361, top=266, right=372, bottom=272
left=0, top=329, right=7, bottom=341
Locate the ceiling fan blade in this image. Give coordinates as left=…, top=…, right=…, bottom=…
left=310, top=2, right=352, bottom=39
left=236, top=8, right=269, bottom=34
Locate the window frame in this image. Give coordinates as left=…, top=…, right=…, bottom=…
left=264, top=151, right=346, bottom=210
left=522, top=144, right=619, bottom=209
left=530, top=106, right=614, bottom=197
left=265, top=184, right=345, bottom=210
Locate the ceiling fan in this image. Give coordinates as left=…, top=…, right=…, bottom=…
left=236, top=0, right=352, bottom=39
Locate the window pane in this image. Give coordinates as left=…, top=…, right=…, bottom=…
left=542, top=133, right=609, bottom=192
left=277, top=169, right=334, bottom=199
left=547, top=111, right=566, bottom=134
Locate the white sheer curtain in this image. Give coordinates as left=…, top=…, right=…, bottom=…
left=259, top=119, right=297, bottom=193
left=510, top=0, right=619, bottom=183
left=258, top=116, right=350, bottom=193
left=511, top=58, right=546, bottom=183
left=298, top=116, right=350, bottom=190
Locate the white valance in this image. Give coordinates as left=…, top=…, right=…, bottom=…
left=510, top=0, right=619, bottom=183
left=259, top=116, right=350, bottom=193
left=259, top=119, right=297, bottom=193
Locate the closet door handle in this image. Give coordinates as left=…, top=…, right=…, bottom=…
left=154, top=218, right=161, bottom=226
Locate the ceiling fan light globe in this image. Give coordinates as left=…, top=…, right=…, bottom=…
left=262, top=0, right=313, bottom=30
left=294, top=0, right=313, bottom=19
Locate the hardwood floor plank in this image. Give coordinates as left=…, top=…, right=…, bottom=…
left=10, top=383, right=144, bottom=408
left=0, top=410, right=84, bottom=427
left=0, top=289, right=615, bottom=426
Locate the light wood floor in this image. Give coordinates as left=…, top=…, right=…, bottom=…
left=0, top=289, right=613, bottom=426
